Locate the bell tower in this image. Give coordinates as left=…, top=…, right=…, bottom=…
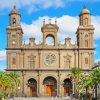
left=41, top=19, right=59, bottom=47
left=7, top=5, right=23, bottom=48
left=76, top=6, right=94, bottom=48
left=76, top=6, right=95, bottom=69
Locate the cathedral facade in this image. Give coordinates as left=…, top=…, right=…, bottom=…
left=6, top=6, right=94, bottom=97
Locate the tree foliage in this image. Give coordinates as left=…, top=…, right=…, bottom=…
left=0, top=71, right=20, bottom=98
left=78, top=68, right=100, bottom=91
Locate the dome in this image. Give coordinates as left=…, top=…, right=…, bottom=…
left=9, top=5, right=20, bottom=16
left=80, top=6, right=90, bottom=15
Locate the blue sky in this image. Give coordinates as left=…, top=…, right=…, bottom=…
left=0, top=0, right=100, bottom=70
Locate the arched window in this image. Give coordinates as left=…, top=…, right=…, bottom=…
left=12, top=58, right=16, bottom=65
left=85, top=58, right=88, bottom=64
left=12, top=18, right=16, bottom=25
left=85, top=35, right=88, bottom=48
left=46, top=35, right=54, bottom=46
left=84, top=18, right=88, bottom=25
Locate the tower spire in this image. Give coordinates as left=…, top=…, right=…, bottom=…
left=83, top=5, right=86, bottom=9
left=13, top=5, right=16, bottom=9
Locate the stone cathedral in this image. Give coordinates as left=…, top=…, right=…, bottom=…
left=6, top=6, right=94, bottom=97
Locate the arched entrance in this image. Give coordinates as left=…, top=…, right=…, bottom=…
left=28, top=78, right=37, bottom=97
left=43, top=76, right=57, bottom=97
left=63, top=78, right=72, bottom=96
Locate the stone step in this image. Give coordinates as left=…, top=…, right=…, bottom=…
left=6, top=97, right=78, bottom=100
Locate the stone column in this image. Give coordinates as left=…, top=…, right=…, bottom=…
left=91, top=53, right=94, bottom=67
left=23, top=52, right=25, bottom=68
left=61, top=81, right=64, bottom=97
left=38, top=50, right=41, bottom=68
left=89, top=33, right=91, bottom=48
left=19, top=53, right=21, bottom=68
left=22, top=71, right=25, bottom=96
left=58, top=71, right=61, bottom=97
left=17, top=52, right=20, bottom=69
left=74, top=51, right=77, bottom=67
left=58, top=51, right=60, bottom=68
left=91, top=33, right=93, bottom=47
left=7, top=53, right=10, bottom=69
left=20, top=52, right=23, bottom=68
left=81, top=33, right=83, bottom=47
left=79, top=52, right=82, bottom=68
left=60, top=78, right=64, bottom=97
left=38, top=71, right=41, bottom=97
left=79, top=33, right=81, bottom=47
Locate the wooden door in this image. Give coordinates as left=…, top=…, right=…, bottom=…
left=30, top=86, right=35, bottom=97
left=45, top=85, right=53, bottom=96
left=64, top=86, right=69, bottom=96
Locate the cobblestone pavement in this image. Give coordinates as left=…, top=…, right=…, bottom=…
left=6, top=97, right=78, bottom=100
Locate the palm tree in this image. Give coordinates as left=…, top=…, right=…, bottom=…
left=90, top=68, right=100, bottom=99
left=78, top=68, right=100, bottom=100
left=9, top=72, right=20, bottom=96
left=0, top=71, right=20, bottom=98
left=70, top=67, right=82, bottom=97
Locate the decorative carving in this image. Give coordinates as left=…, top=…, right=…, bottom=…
left=63, top=54, right=71, bottom=68
left=44, top=53, right=56, bottom=66
left=28, top=54, right=36, bottom=68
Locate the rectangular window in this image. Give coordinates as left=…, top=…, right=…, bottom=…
left=85, top=40, right=88, bottom=47
left=85, top=58, right=88, bottom=64
left=12, top=58, right=16, bottom=65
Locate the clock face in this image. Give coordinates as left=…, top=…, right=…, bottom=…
left=44, top=53, right=56, bottom=66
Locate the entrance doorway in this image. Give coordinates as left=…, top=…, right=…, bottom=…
left=28, top=78, right=37, bottom=97
left=43, top=76, right=57, bottom=97
left=63, top=78, right=72, bottom=96
left=46, top=85, right=53, bottom=96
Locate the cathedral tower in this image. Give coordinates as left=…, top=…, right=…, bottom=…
left=76, top=6, right=95, bottom=69
left=7, top=5, right=23, bottom=48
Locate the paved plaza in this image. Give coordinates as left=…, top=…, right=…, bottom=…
left=6, top=97, right=78, bottom=100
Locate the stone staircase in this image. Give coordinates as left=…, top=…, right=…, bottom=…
left=6, top=97, right=78, bottom=100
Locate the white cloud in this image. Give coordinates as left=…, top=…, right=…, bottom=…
left=0, top=0, right=65, bottom=11
left=0, top=0, right=100, bottom=13
left=21, top=15, right=100, bottom=45
left=92, top=16, right=100, bottom=39
left=21, top=15, right=78, bottom=44
left=0, top=50, right=6, bottom=61
left=27, top=5, right=39, bottom=14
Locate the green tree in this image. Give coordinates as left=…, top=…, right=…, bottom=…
left=69, top=67, right=82, bottom=97
left=78, top=68, right=100, bottom=100
left=9, top=72, right=20, bottom=96
left=0, top=71, right=20, bottom=98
